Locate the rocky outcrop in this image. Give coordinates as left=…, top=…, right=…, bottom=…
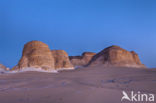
left=12, top=41, right=145, bottom=71
left=88, top=45, right=146, bottom=68
left=12, top=41, right=55, bottom=71
left=0, top=64, right=9, bottom=73
left=51, top=50, right=74, bottom=70
left=69, top=52, right=96, bottom=67
left=0, top=64, right=6, bottom=69
left=12, top=41, right=74, bottom=71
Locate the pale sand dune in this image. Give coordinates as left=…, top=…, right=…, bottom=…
left=0, top=66, right=156, bottom=103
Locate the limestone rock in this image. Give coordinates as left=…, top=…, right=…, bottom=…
left=0, top=64, right=9, bottom=73
left=13, top=41, right=55, bottom=71
left=69, top=52, right=96, bottom=67
left=51, top=50, right=74, bottom=70
left=88, top=45, right=146, bottom=68
left=0, top=64, right=6, bottom=69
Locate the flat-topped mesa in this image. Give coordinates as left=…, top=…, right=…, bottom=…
left=51, top=50, right=74, bottom=70
left=88, top=45, right=146, bottom=68
left=12, top=41, right=55, bottom=71
left=69, top=52, right=96, bottom=67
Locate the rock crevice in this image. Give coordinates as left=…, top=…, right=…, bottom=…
left=69, top=52, right=96, bottom=67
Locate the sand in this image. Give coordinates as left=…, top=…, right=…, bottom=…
left=0, top=66, right=156, bottom=103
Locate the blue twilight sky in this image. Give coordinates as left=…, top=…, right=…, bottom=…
left=0, top=0, right=156, bottom=68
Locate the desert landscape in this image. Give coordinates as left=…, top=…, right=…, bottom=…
left=1, top=0, right=155, bottom=102
left=0, top=41, right=156, bottom=103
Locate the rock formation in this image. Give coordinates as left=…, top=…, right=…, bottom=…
left=51, top=50, right=74, bottom=70
left=88, top=45, right=146, bottom=68
left=69, top=52, right=96, bottom=67
left=12, top=41, right=145, bottom=71
left=12, top=41, right=74, bottom=71
left=12, top=41, right=55, bottom=71
left=0, top=64, right=6, bottom=69
left=0, top=64, right=9, bottom=73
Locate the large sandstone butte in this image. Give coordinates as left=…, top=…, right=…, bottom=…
left=88, top=45, right=146, bottom=68
left=12, top=41, right=55, bottom=71
left=69, top=52, right=96, bottom=67
left=51, top=50, right=74, bottom=69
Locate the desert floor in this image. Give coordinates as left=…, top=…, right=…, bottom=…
left=0, top=66, right=156, bottom=103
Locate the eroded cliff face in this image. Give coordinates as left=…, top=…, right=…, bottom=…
left=12, top=41, right=74, bottom=71
left=51, top=50, right=74, bottom=70
left=12, top=41, right=146, bottom=71
left=12, top=41, right=55, bottom=71
left=88, top=45, right=146, bottom=68
left=69, top=52, right=96, bottom=67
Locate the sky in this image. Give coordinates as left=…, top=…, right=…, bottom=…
left=0, top=0, right=156, bottom=68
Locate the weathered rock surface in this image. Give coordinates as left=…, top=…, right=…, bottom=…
left=69, top=52, right=96, bottom=67
left=0, top=64, right=9, bottom=71
left=51, top=50, right=74, bottom=70
left=88, top=45, right=146, bottom=68
left=12, top=41, right=74, bottom=71
left=0, top=64, right=9, bottom=73
left=12, top=41, right=145, bottom=71
left=0, top=64, right=6, bottom=69
left=12, top=41, right=55, bottom=71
